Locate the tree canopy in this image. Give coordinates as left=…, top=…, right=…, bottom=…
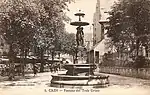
left=0, top=0, right=76, bottom=73
left=107, top=0, right=150, bottom=57
left=0, top=0, right=75, bottom=57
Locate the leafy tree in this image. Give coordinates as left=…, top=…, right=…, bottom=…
left=106, top=0, right=150, bottom=61
left=0, top=0, right=38, bottom=77
left=0, top=0, right=75, bottom=75
left=32, top=0, right=73, bottom=72
left=59, top=32, right=76, bottom=54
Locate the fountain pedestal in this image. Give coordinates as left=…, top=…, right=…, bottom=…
left=50, top=10, right=109, bottom=88
left=65, top=64, right=96, bottom=76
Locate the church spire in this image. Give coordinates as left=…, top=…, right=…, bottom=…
left=93, top=0, right=102, bottom=45
left=96, top=0, right=101, bottom=20
left=97, top=0, right=100, bottom=5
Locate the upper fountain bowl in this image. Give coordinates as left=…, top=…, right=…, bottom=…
left=70, top=21, right=89, bottom=26
left=74, top=12, right=85, bottom=16
left=70, top=10, right=89, bottom=26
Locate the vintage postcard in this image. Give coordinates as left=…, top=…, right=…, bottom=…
left=0, top=0, right=150, bottom=95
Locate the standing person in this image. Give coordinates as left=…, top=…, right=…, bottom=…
left=49, top=64, right=53, bottom=73
left=8, top=64, right=15, bottom=80
left=53, top=63, right=58, bottom=73
left=58, top=63, right=61, bottom=71
left=33, top=64, right=38, bottom=77
left=1, top=65, right=5, bottom=76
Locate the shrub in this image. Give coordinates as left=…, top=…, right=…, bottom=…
left=134, top=56, right=146, bottom=68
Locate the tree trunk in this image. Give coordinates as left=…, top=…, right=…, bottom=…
left=52, top=51, right=54, bottom=65
left=40, top=49, right=44, bottom=72
left=145, top=45, right=148, bottom=57
left=73, top=55, right=75, bottom=64
left=22, top=48, right=28, bottom=76
left=136, top=39, right=140, bottom=56
left=8, top=44, right=15, bottom=80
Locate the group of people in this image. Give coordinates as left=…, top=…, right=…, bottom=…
left=0, top=59, right=69, bottom=78
left=32, top=62, right=61, bottom=76
left=0, top=65, right=10, bottom=76
left=0, top=64, right=23, bottom=80
left=49, top=63, right=61, bottom=73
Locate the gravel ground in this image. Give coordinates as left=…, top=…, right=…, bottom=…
left=0, top=71, right=150, bottom=95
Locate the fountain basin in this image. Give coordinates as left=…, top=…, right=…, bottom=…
left=51, top=74, right=109, bottom=88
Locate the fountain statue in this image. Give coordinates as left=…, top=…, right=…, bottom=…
left=50, top=10, right=109, bottom=88
left=76, top=26, right=84, bottom=46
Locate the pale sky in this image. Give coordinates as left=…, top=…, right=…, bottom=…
left=65, top=0, right=117, bottom=33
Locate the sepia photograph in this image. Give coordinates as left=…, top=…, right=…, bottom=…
left=0, top=0, right=150, bottom=95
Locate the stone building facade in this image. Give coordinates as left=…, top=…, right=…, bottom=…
left=88, top=0, right=110, bottom=64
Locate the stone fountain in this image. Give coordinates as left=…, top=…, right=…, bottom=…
left=50, top=10, right=109, bottom=88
